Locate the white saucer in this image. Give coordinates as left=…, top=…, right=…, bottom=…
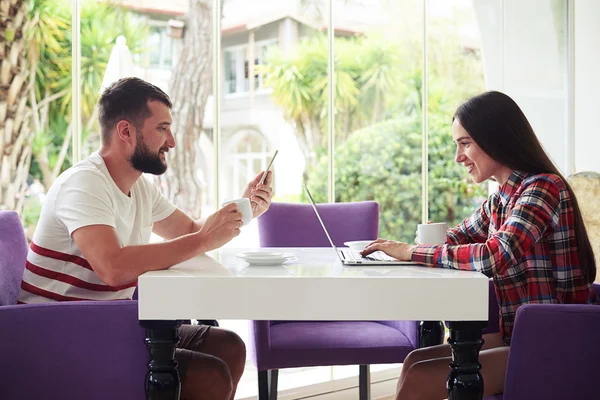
left=236, top=252, right=296, bottom=266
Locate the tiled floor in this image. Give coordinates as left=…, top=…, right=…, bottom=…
left=236, top=369, right=398, bottom=400
left=233, top=357, right=401, bottom=399
left=297, top=380, right=396, bottom=400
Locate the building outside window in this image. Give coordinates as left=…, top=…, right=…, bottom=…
left=224, top=40, right=278, bottom=95
left=146, top=23, right=175, bottom=69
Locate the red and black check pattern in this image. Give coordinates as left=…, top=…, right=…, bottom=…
left=412, top=170, right=599, bottom=343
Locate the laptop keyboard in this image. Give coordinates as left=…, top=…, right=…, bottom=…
left=342, top=249, right=391, bottom=261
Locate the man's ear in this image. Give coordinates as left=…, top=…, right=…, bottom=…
left=115, top=120, right=134, bottom=145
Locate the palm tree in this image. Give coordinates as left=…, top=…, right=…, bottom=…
left=0, top=0, right=33, bottom=213
left=261, top=35, right=402, bottom=162
left=0, top=0, right=145, bottom=223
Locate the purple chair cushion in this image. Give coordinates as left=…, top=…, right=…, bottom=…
left=266, top=321, right=416, bottom=369
left=502, top=301, right=600, bottom=400
left=0, top=211, right=28, bottom=305
left=258, top=201, right=379, bottom=247
left=0, top=300, right=147, bottom=400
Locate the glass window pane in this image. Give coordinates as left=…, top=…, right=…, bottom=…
left=503, top=0, right=568, bottom=172
left=333, top=0, right=424, bottom=243
left=85, top=0, right=216, bottom=222
left=219, top=0, right=330, bottom=394
left=427, top=0, right=488, bottom=226
left=3, top=0, right=72, bottom=238
left=220, top=0, right=328, bottom=234
left=224, top=50, right=237, bottom=94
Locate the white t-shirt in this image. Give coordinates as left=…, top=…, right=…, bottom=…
left=18, top=152, right=176, bottom=303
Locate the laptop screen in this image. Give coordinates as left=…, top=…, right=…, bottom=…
left=303, top=183, right=340, bottom=253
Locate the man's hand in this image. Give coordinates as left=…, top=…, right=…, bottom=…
left=242, top=170, right=273, bottom=218
left=361, top=239, right=416, bottom=261
left=195, top=203, right=243, bottom=251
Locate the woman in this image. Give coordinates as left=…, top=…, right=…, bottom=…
left=361, top=91, right=599, bottom=400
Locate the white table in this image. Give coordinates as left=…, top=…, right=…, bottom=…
left=138, top=248, right=490, bottom=400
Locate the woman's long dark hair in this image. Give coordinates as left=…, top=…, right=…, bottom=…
left=454, top=91, right=596, bottom=284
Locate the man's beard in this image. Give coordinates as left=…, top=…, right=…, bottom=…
left=129, top=133, right=168, bottom=175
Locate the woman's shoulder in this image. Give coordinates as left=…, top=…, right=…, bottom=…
left=520, top=172, right=568, bottom=192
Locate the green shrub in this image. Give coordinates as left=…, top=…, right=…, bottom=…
left=306, top=117, right=486, bottom=242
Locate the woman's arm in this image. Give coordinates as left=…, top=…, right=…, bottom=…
left=445, top=198, right=492, bottom=245
left=412, top=177, right=561, bottom=276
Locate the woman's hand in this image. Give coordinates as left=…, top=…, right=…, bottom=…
left=360, top=239, right=417, bottom=261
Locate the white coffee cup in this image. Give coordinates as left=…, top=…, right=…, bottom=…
left=222, top=198, right=253, bottom=226
left=417, top=222, right=447, bottom=245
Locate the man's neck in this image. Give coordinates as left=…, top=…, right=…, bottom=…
left=98, top=149, right=141, bottom=196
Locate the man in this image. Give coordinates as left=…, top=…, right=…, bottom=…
left=18, top=77, right=273, bottom=400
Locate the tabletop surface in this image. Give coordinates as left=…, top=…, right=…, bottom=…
left=138, top=247, right=489, bottom=321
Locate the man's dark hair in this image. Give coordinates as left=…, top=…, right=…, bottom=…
left=97, top=77, right=172, bottom=144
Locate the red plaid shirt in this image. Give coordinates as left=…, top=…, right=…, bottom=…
left=412, top=170, right=599, bottom=343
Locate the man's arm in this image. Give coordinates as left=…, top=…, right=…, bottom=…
left=154, top=170, right=273, bottom=240
left=73, top=203, right=243, bottom=287
left=152, top=208, right=205, bottom=239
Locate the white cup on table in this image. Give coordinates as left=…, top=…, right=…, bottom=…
left=417, top=222, right=447, bottom=245
left=221, top=198, right=253, bottom=226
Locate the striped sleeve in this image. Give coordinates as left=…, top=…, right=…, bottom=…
left=446, top=198, right=491, bottom=245
left=412, top=177, right=561, bottom=276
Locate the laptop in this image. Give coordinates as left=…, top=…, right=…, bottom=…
left=304, top=184, right=417, bottom=266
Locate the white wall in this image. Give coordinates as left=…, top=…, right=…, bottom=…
left=573, top=0, right=600, bottom=173
left=474, top=0, right=569, bottom=173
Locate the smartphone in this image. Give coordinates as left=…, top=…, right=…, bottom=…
left=259, top=150, right=278, bottom=185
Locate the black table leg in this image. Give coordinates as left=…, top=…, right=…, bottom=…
left=445, top=321, right=487, bottom=400
left=418, top=320, right=445, bottom=348
left=140, top=320, right=182, bottom=400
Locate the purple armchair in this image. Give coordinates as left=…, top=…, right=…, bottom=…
left=483, top=281, right=600, bottom=400
left=252, top=201, right=419, bottom=400
left=0, top=210, right=148, bottom=400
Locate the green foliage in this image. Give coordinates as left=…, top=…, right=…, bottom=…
left=22, top=197, right=43, bottom=232
left=262, top=34, right=408, bottom=148
left=306, top=118, right=486, bottom=242
left=25, top=0, right=148, bottom=180
left=265, top=8, right=489, bottom=242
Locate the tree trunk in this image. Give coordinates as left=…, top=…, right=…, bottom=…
left=161, top=0, right=219, bottom=218
left=0, top=0, right=32, bottom=213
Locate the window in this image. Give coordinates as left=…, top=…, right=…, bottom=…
left=223, top=40, right=277, bottom=94
left=224, top=129, right=270, bottom=202
left=146, top=23, right=175, bottom=70
left=224, top=50, right=238, bottom=94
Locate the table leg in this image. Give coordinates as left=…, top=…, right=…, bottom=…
left=445, top=321, right=487, bottom=400
left=418, top=320, right=445, bottom=348
left=140, top=320, right=182, bottom=400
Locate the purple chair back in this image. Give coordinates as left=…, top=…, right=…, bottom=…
left=0, top=301, right=148, bottom=400
left=0, top=211, right=28, bottom=306
left=483, top=281, right=600, bottom=337
left=257, top=201, right=379, bottom=329
left=503, top=298, right=600, bottom=400
left=258, top=201, right=379, bottom=247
